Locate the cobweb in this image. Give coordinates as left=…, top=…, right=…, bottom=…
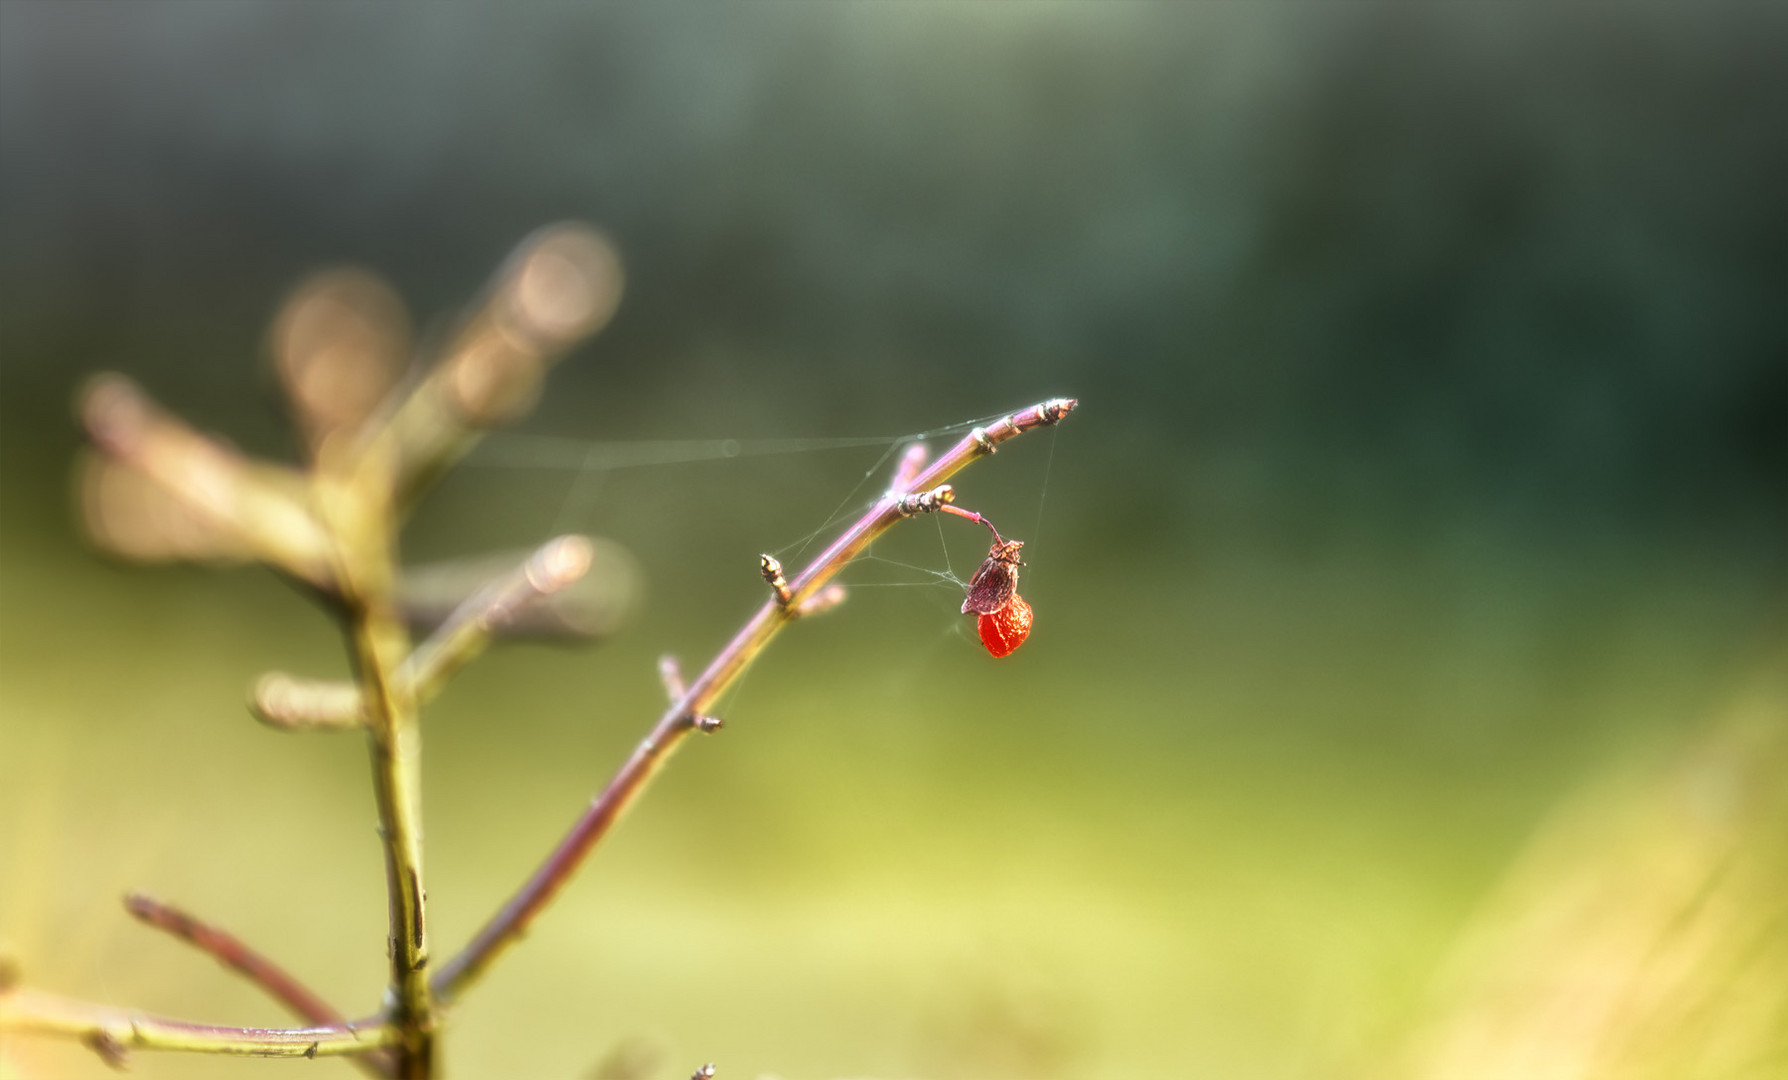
left=459, top=404, right=1061, bottom=710
left=468, top=405, right=1058, bottom=600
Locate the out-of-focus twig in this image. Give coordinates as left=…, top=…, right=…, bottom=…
left=348, top=224, right=622, bottom=510
left=249, top=536, right=603, bottom=731
left=0, top=987, right=390, bottom=1061
left=79, top=376, right=335, bottom=588
left=272, top=268, right=410, bottom=460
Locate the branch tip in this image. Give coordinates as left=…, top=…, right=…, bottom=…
left=692, top=1065, right=716, bottom=1080
left=428, top=395, right=1077, bottom=1005
left=526, top=534, right=595, bottom=594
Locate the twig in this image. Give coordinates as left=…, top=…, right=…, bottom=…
left=430, top=397, right=1076, bottom=1003
left=79, top=375, right=336, bottom=588
left=315, top=458, right=437, bottom=1078
left=399, top=535, right=595, bottom=696
left=0, top=987, right=390, bottom=1061
left=122, top=894, right=346, bottom=1027
left=793, top=583, right=848, bottom=618
left=351, top=225, right=621, bottom=510
left=122, top=894, right=395, bottom=1078
left=249, top=672, right=364, bottom=732
left=249, top=536, right=596, bottom=731
left=11, top=225, right=628, bottom=1077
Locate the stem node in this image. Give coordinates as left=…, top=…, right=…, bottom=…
left=759, top=554, right=791, bottom=606
left=895, top=484, right=955, bottom=516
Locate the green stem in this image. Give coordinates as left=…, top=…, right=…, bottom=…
left=0, top=988, right=391, bottom=1060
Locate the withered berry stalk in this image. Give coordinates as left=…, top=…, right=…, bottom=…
left=0, top=222, right=1075, bottom=1078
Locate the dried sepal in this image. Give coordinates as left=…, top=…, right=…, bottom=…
left=960, top=538, right=1024, bottom=615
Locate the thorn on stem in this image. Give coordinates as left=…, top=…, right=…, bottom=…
left=692, top=715, right=724, bottom=733
left=970, top=426, right=996, bottom=454
left=759, top=554, right=791, bottom=606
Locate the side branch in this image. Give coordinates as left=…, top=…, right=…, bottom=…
left=124, top=894, right=346, bottom=1027
left=0, top=987, right=390, bottom=1061
left=430, top=397, right=1075, bottom=1003
left=249, top=536, right=596, bottom=731
left=123, top=894, right=395, bottom=1078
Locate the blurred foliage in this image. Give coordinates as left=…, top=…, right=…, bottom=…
left=1, top=3, right=1783, bottom=1079
left=1406, top=659, right=1788, bottom=1080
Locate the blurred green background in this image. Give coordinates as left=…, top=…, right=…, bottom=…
left=1, top=4, right=1783, bottom=1079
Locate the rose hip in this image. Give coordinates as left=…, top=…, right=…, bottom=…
left=976, top=592, right=1033, bottom=658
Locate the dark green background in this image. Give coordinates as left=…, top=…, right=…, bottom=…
left=2, top=4, right=1782, bottom=1078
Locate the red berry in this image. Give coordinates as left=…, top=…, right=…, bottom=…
left=976, top=592, right=1033, bottom=658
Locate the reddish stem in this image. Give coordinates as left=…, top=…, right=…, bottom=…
left=430, top=398, right=1075, bottom=1003
left=124, top=893, right=395, bottom=1078
left=938, top=502, right=1004, bottom=543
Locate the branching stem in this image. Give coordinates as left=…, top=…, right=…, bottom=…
left=430, top=397, right=1075, bottom=1003
left=122, top=894, right=395, bottom=1078
left=0, top=988, right=390, bottom=1060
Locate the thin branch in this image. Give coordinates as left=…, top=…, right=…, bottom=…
left=430, top=397, right=1075, bottom=1003
left=122, top=894, right=395, bottom=1078
left=0, top=987, right=390, bottom=1061
left=401, top=534, right=594, bottom=699
left=352, top=225, right=622, bottom=511
left=79, top=375, right=336, bottom=588
left=249, top=535, right=595, bottom=731
left=122, top=894, right=345, bottom=1027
